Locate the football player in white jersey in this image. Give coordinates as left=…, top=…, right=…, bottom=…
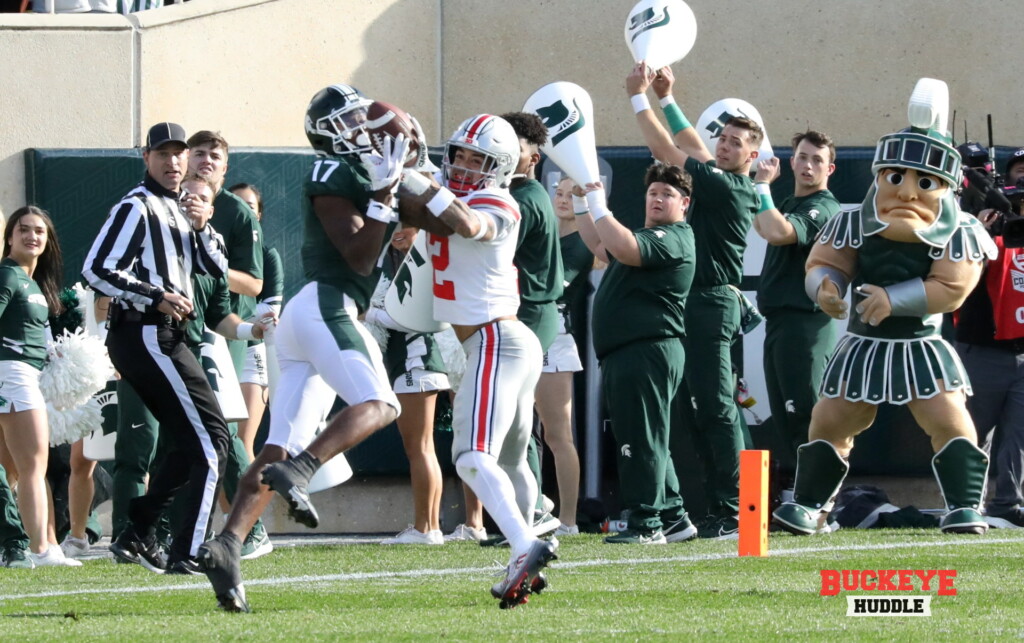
left=399, top=114, right=558, bottom=609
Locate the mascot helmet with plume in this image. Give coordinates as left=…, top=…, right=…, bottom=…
left=861, top=78, right=963, bottom=248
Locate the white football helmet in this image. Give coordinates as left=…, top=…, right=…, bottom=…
left=443, top=115, right=518, bottom=196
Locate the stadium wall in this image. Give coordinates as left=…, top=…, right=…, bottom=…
left=3, top=0, right=1024, bottom=216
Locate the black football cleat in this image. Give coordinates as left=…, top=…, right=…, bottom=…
left=110, top=526, right=167, bottom=574
left=261, top=461, right=320, bottom=529
left=196, top=536, right=250, bottom=613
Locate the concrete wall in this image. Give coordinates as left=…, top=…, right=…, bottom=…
left=3, top=0, right=1024, bottom=216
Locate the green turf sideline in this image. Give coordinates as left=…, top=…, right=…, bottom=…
left=2, top=534, right=1021, bottom=603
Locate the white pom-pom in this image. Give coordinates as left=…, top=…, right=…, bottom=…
left=435, top=327, right=466, bottom=392
left=40, top=329, right=113, bottom=411
left=47, top=396, right=103, bottom=446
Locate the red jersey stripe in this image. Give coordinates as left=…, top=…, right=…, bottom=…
left=467, top=196, right=521, bottom=221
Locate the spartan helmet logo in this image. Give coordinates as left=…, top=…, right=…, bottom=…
left=621, top=444, right=632, bottom=458
left=393, top=246, right=427, bottom=304
left=627, top=5, right=671, bottom=42
left=704, top=108, right=754, bottom=140
left=536, top=98, right=586, bottom=147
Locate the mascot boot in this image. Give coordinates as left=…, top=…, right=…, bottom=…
left=772, top=440, right=849, bottom=535
left=932, top=437, right=989, bottom=535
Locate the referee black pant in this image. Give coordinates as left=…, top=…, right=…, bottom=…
left=106, top=319, right=229, bottom=563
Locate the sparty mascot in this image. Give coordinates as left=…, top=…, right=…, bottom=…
left=773, top=78, right=998, bottom=536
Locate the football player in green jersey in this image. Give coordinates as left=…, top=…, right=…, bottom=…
left=198, top=85, right=406, bottom=612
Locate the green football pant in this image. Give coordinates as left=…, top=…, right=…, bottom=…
left=683, top=287, right=743, bottom=514
left=111, top=379, right=159, bottom=540
left=763, top=310, right=836, bottom=462
left=0, top=465, right=28, bottom=550
left=602, top=338, right=687, bottom=532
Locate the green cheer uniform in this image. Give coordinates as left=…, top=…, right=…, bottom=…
left=0, top=258, right=49, bottom=371
left=558, top=231, right=593, bottom=335
left=592, top=220, right=695, bottom=534
left=816, top=210, right=996, bottom=404
left=511, top=178, right=564, bottom=352
left=244, top=245, right=285, bottom=351
left=379, top=247, right=449, bottom=391
left=681, top=157, right=758, bottom=516
left=212, top=189, right=263, bottom=373
left=757, top=189, right=840, bottom=460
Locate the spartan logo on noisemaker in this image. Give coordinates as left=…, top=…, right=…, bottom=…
left=536, top=98, right=586, bottom=147
left=819, top=568, right=957, bottom=617
left=627, top=6, right=671, bottom=43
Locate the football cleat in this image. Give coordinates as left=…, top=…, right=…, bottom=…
left=196, top=536, right=250, bottom=613
left=261, top=461, right=320, bottom=529
left=490, top=539, right=558, bottom=609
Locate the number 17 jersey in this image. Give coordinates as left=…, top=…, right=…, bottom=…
left=427, top=187, right=521, bottom=326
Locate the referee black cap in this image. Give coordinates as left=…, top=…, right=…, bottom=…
left=146, top=122, right=189, bottom=150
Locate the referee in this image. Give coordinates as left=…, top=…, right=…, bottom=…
left=82, top=122, right=230, bottom=573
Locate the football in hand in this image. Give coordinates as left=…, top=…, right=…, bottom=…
left=365, top=101, right=421, bottom=167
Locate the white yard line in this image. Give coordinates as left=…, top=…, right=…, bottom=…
left=1, top=535, right=1022, bottom=602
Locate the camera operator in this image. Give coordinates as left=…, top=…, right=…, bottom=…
left=955, top=147, right=1024, bottom=529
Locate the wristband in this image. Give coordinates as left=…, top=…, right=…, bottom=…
left=630, top=94, right=651, bottom=114
left=586, top=189, right=613, bottom=222
left=885, top=278, right=928, bottom=317
left=469, top=209, right=491, bottom=240
left=401, top=170, right=432, bottom=196
left=236, top=322, right=255, bottom=341
left=572, top=194, right=589, bottom=215
left=365, top=199, right=397, bottom=223
left=427, top=188, right=456, bottom=217
left=658, top=95, right=676, bottom=108
left=755, top=183, right=775, bottom=213
left=661, top=101, right=691, bottom=134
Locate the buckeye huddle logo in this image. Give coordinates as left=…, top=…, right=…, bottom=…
left=820, top=569, right=956, bottom=616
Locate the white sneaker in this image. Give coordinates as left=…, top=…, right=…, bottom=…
left=31, top=545, right=83, bottom=567
left=444, top=523, right=487, bottom=542
left=553, top=523, right=579, bottom=536
left=60, top=536, right=90, bottom=559
left=381, top=526, right=444, bottom=545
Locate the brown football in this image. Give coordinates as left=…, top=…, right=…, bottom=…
left=365, top=101, right=421, bottom=167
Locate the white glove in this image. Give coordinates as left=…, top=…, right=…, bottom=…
left=360, top=134, right=410, bottom=194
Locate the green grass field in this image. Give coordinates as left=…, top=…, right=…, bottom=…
left=1, top=530, right=1022, bottom=641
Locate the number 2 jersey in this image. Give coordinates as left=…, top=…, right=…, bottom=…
left=427, top=186, right=521, bottom=326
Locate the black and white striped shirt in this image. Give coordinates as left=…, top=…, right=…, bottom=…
left=82, top=173, right=228, bottom=312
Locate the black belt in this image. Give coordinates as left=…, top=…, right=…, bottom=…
left=110, top=306, right=185, bottom=329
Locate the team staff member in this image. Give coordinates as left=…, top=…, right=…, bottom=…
left=197, top=85, right=403, bottom=613
left=753, top=131, right=841, bottom=480
left=186, top=132, right=268, bottom=558
left=0, top=206, right=79, bottom=567
left=83, top=122, right=230, bottom=573
left=576, top=165, right=698, bottom=545
left=629, top=62, right=761, bottom=539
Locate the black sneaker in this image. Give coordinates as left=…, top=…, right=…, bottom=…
left=697, top=514, right=740, bottom=540
left=663, top=514, right=698, bottom=543
left=2, top=545, right=33, bottom=569
left=986, top=507, right=1024, bottom=529
left=196, top=536, right=250, bottom=613
left=110, top=527, right=167, bottom=573
left=261, top=461, right=319, bottom=529
left=166, top=558, right=203, bottom=575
